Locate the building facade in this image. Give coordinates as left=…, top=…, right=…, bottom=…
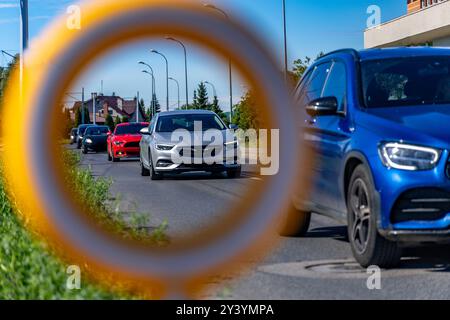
left=365, top=0, right=450, bottom=48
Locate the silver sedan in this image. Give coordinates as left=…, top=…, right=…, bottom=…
left=139, top=110, right=242, bottom=180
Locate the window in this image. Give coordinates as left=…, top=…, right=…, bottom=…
left=362, top=56, right=450, bottom=108
left=322, top=61, right=347, bottom=111
left=156, top=114, right=226, bottom=133
left=297, top=62, right=332, bottom=107
left=115, top=123, right=148, bottom=135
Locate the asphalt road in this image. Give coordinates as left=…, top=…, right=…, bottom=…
left=74, top=145, right=450, bottom=300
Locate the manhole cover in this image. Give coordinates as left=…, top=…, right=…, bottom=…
left=306, top=260, right=366, bottom=274
left=258, top=259, right=442, bottom=279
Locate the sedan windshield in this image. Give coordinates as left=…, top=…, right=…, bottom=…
left=362, top=56, right=450, bottom=108
left=85, top=126, right=109, bottom=135
left=115, top=124, right=148, bottom=135
left=156, top=114, right=226, bottom=132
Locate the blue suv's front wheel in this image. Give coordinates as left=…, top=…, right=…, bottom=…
left=347, top=165, right=402, bottom=268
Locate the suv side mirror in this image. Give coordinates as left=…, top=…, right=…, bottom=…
left=140, top=127, right=150, bottom=135
left=306, top=97, right=339, bottom=117
left=229, top=124, right=238, bottom=130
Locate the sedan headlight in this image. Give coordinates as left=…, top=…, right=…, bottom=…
left=155, top=144, right=175, bottom=151
left=379, top=142, right=441, bottom=171
left=114, top=141, right=125, bottom=146
left=85, top=138, right=93, bottom=144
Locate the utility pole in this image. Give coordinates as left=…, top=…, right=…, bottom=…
left=81, top=87, right=85, bottom=124
left=92, top=92, right=97, bottom=125
left=136, top=91, right=140, bottom=123
left=20, top=0, right=28, bottom=95
left=282, top=0, right=289, bottom=83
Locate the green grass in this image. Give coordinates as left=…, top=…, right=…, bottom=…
left=0, top=150, right=168, bottom=299
left=0, top=167, right=120, bottom=299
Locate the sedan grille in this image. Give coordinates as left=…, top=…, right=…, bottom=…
left=124, top=141, right=140, bottom=148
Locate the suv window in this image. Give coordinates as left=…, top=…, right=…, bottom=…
left=362, top=56, right=450, bottom=108
left=322, top=61, right=347, bottom=111
left=298, top=62, right=332, bottom=107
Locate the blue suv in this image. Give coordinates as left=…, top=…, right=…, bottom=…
left=283, top=47, right=450, bottom=268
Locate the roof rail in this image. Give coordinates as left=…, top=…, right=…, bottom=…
left=318, top=48, right=360, bottom=60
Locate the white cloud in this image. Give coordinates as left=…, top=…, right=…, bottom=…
left=0, top=4, right=18, bottom=9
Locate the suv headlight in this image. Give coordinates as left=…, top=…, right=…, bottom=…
left=155, top=144, right=175, bottom=151
left=379, top=142, right=441, bottom=171
left=85, top=138, right=93, bottom=144
left=114, top=141, right=125, bottom=146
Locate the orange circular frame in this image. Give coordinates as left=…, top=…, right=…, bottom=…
left=2, top=0, right=302, bottom=298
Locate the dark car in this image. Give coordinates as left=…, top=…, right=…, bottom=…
left=82, top=126, right=110, bottom=154
left=76, top=124, right=95, bottom=149
left=69, top=128, right=78, bottom=144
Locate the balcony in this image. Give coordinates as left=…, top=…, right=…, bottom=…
left=408, top=0, right=449, bottom=13
left=365, top=0, right=450, bottom=48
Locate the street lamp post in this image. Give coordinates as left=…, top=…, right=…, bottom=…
left=151, top=50, right=169, bottom=111
left=282, top=0, right=289, bottom=83
left=142, top=70, right=155, bottom=118
left=204, top=81, right=217, bottom=98
left=203, top=3, right=233, bottom=123
left=139, top=61, right=156, bottom=118
left=20, top=0, right=28, bottom=96
left=166, top=37, right=189, bottom=109
left=169, top=77, right=180, bottom=110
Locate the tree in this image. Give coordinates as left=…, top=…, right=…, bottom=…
left=122, top=116, right=129, bottom=123
left=62, top=107, right=74, bottom=138
left=74, top=104, right=90, bottom=127
left=0, top=54, right=19, bottom=111
left=210, top=95, right=228, bottom=125
left=232, top=91, right=260, bottom=130
left=74, top=107, right=82, bottom=127
left=105, top=113, right=114, bottom=131
left=192, top=82, right=209, bottom=110
left=137, top=98, right=146, bottom=121
left=291, top=52, right=325, bottom=83
left=152, top=94, right=161, bottom=114
left=82, top=105, right=90, bottom=124
left=114, top=115, right=122, bottom=127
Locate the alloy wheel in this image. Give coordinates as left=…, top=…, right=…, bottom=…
left=349, top=178, right=371, bottom=255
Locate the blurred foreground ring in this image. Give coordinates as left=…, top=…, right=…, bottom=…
left=2, top=0, right=301, bottom=297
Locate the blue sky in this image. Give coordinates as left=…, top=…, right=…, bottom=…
left=0, top=0, right=406, bottom=109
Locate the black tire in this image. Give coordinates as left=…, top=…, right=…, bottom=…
left=279, top=204, right=311, bottom=237
left=140, top=157, right=150, bottom=177
left=112, top=150, right=120, bottom=162
left=347, top=165, right=401, bottom=268
left=148, top=149, right=163, bottom=181
left=77, top=141, right=82, bottom=149
left=226, top=167, right=242, bottom=179
left=82, top=146, right=88, bottom=154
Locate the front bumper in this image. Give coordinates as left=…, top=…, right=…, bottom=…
left=370, top=149, right=450, bottom=242
left=152, top=145, right=241, bottom=173
left=113, top=146, right=140, bottom=158
left=380, top=228, right=450, bottom=243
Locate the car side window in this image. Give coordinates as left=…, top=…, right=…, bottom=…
left=298, top=62, right=332, bottom=107
left=322, top=61, right=347, bottom=112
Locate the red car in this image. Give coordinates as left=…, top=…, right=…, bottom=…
left=107, top=122, right=149, bottom=162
